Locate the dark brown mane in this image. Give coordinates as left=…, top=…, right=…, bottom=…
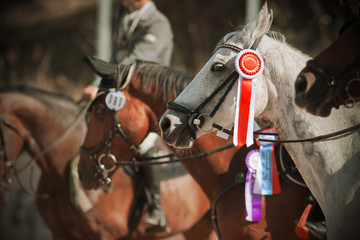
left=116, top=61, right=193, bottom=101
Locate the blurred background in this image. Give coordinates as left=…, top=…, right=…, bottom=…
left=0, top=0, right=351, bottom=239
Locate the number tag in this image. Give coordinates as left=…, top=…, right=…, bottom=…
left=105, top=91, right=126, bottom=111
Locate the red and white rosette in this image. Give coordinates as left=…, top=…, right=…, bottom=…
left=233, top=49, right=264, bottom=148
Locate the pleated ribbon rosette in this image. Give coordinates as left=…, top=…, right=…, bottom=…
left=233, top=49, right=264, bottom=148
left=245, top=149, right=262, bottom=222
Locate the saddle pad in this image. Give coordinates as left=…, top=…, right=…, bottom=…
left=69, top=154, right=93, bottom=213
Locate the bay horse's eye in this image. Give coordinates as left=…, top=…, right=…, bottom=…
left=94, top=105, right=106, bottom=119
left=210, top=62, right=225, bottom=72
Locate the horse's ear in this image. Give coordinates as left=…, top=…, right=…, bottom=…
left=242, top=1, right=273, bottom=48
left=83, top=56, right=118, bottom=79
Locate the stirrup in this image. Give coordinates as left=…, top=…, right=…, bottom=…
left=143, top=208, right=168, bottom=234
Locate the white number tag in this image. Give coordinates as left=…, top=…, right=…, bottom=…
left=105, top=91, right=126, bottom=111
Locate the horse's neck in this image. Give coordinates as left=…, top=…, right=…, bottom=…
left=259, top=38, right=360, bottom=211
left=14, top=93, right=82, bottom=180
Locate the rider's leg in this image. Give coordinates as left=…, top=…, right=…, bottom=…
left=139, top=133, right=168, bottom=233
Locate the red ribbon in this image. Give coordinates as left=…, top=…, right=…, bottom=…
left=237, top=78, right=253, bottom=147
left=255, top=128, right=281, bottom=195
left=271, top=146, right=281, bottom=194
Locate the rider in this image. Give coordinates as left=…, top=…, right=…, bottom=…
left=82, top=0, right=173, bottom=234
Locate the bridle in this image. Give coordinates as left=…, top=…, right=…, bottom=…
left=165, top=41, right=360, bottom=144
left=166, top=41, right=262, bottom=139
left=167, top=69, right=239, bottom=138
left=166, top=44, right=242, bottom=139
left=80, top=93, right=141, bottom=186
left=79, top=92, right=236, bottom=186
left=305, top=58, right=360, bottom=108
left=303, top=17, right=360, bottom=108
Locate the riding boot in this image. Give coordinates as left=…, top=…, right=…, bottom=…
left=141, top=148, right=168, bottom=234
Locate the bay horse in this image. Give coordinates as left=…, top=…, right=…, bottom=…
left=294, top=17, right=360, bottom=117
left=81, top=56, right=309, bottom=240
left=0, top=85, right=208, bottom=240
left=159, top=3, right=360, bottom=240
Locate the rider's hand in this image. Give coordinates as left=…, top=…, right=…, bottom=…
left=82, top=84, right=98, bottom=102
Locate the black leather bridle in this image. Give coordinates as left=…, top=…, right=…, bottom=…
left=165, top=40, right=360, bottom=144
left=166, top=69, right=239, bottom=138
left=304, top=58, right=360, bottom=108
left=166, top=41, right=261, bottom=139
left=80, top=93, right=140, bottom=186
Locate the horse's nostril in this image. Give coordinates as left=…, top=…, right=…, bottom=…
left=295, top=74, right=308, bottom=93
left=160, top=117, right=171, bottom=132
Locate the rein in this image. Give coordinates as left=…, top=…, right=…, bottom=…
left=114, top=142, right=234, bottom=167
left=129, top=122, right=360, bottom=167
left=0, top=116, right=23, bottom=196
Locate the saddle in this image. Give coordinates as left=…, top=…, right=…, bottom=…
left=232, top=144, right=326, bottom=240
left=122, top=156, right=188, bottom=236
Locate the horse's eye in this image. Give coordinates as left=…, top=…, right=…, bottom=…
left=210, top=63, right=225, bottom=72
left=94, top=106, right=106, bottom=119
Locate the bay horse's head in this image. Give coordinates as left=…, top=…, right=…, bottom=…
left=78, top=72, right=157, bottom=190
left=294, top=19, right=360, bottom=117
left=160, top=2, right=273, bottom=148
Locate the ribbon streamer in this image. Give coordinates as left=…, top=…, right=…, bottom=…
left=254, top=129, right=281, bottom=195
left=233, top=49, right=264, bottom=148
left=245, top=149, right=262, bottom=222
